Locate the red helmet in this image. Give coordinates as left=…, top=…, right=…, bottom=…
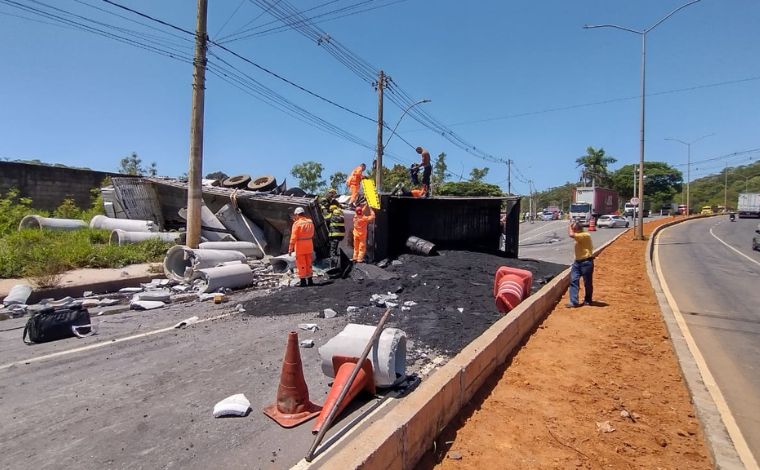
left=355, top=207, right=363, bottom=215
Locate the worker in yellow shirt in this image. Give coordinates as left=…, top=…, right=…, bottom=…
left=566, top=219, right=594, bottom=307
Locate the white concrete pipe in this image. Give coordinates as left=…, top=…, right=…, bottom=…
left=110, top=229, right=180, bottom=246
left=318, top=323, right=407, bottom=388
left=270, top=254, right=295, bottom=273
left=163, top=245, right=247, bottom=282
left=200, top=205, right=236, bottom=242
left=18, top=215, right=87, bottom=231
left=214, top=203, right=268, bottom=251
left=195, top=263, right=254, bottom=293
left=90, top=215, right=157, bottom=232
left=199, top=241, right=263, bottom=259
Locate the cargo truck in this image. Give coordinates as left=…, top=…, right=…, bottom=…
left=738, top=192, right=760, bottom=218
left=569, top=187, right=619, bottom=225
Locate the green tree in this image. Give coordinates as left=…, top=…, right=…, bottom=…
left=437, top=181, right=503, bottom=197
left=328, top=171, right=348, bottom=194
left=609, top=162, right=682, bottom=209
left=381, top=164, right=411, bottom=192
left=290, top=161, right=326, bottom=193
left=432, top=152, right=448, bottom=191
left=576, top=147, right=617, bottom=187
left=469, top=167, right=489, bottom=182
left=118, top=152, right=157, bottom=176
left=205, top=171, right=229, bottom=181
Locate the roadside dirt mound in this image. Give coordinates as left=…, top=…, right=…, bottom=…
left=422, top=218, right=712, bottom=469
left=242, top=251, right=566, bottom=359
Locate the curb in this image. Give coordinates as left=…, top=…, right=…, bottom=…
left=315, top=229, right=628, bottom=469
left=646, top=219, right=746, bottom=469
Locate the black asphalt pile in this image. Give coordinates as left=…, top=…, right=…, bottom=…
left=242, top=251, right=566, bottom=361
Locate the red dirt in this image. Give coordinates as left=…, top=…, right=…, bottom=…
left=423, top=218, right=712, bottom=469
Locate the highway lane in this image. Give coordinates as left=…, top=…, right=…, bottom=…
left=656, top=216, right=760, bottom=465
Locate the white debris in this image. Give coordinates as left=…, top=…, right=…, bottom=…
left=391, top=260, right=403, bottom=266
left=298, top=323, right=319, bottom=332
left=119, top=287, right=143, bottom=293
left=173, top=316, right=200, bottom=329
left=81, top=299, right=100, bottom=309
left=596, top=421, right=615, bottom=433
left=198, top=293, right=217, bottom=301
left=300, top=339, right=315, bottom=348
left=323, top=308, right=337, bottom=319
left=131, top=290, right=172, bottom=303
left=401, top=306, right=411, bottom=312
left=403, top=301, right=418, bottom=307
left=370, top=293, right=398, bottom=307
left=98, top=298, right=120, bottom=306
left=235, top=303, right=246, bottom=313
left=457, top=307, right=464, bottom=313
left=82, top=290, right=94, bottom=298
left=172, top=284, right=191, bottom=293
left=385, top=301, right=398, bottom=308
left=3, top=284, right=32, bottom=307
left=213, top=393, right=251, bottom=418
left=411, top=274, right=418, bottom=278
left=130, top=300, right=165, bottom=311
left=346, top=306, right=359, bottom=313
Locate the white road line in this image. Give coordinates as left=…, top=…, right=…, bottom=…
left=709, top=223, right=760, bottom=268
left=654, top=230, right=759, bottom=470
left=519, top=221, right=564, bottom=242
left=0, top=311, right=239, bottom=371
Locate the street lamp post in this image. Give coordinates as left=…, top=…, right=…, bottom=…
left=377, top=99, right=431, bottom=189
left=585, top=0, right=701, bottom=239
left=665, top=133, right=714, bottom=215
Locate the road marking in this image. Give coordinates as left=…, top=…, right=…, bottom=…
left=709, top=223, right=760, bottom=268
left=0, top=311, right=239, bottom=371
left=519, top=221, right=564, bottom=243
left=654, top=229, right=759, bottom=470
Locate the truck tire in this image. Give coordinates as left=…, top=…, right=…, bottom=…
left=283, top=187, right=306, bottom=197
left=222, top=174, right=251, bottom=188
left=247, top=175, right=277, bottom=192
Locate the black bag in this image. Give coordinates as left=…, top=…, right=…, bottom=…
left=23, top=306, right=92, bottom=344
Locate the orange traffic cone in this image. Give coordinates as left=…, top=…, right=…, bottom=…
left=312, top=356, right=376, bottom=434
left=263, top=331, right=322, bottom=428
left=588, top=217, right=597, bottom=232
left=495, top=274, right=525, bottom=313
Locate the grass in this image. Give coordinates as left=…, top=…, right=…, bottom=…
left=0, top=188, right=172, bottom=283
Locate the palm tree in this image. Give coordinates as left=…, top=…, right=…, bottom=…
left=576, top=147, right=617, bottom=187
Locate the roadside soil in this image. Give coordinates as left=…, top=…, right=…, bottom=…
left=422, top=217, right=713, bottom=469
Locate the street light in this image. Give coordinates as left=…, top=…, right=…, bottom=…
left=376, top=99, right=431, bottom=189
left=585, top=0, right=701, bottom=239
left=665, top=133, right=714, bottom=215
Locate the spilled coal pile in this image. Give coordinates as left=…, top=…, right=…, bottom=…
left=242, top=251, right=566, bottom=361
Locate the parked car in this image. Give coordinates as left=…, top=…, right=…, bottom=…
left=596, top=214, right=629, bottom=228
left=540, top=211, right=555, bottom=221
left=700, top=206, right=714, bottom=215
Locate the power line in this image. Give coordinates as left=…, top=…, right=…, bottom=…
left=213, top=0, right=247, bottom=37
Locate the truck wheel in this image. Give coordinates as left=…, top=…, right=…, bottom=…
left=222, top=174, right=251, bottom=188
left=247, top=175, right=277, bottom=192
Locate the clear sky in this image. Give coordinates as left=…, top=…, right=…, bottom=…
left=1, top=0, right=759, bottom=195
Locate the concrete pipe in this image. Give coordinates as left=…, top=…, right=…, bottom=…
left=163, top=245, right=247, bottom=282
left=214, top=204, right=268, bottom=252
left=318, top=323, right=407, bottom=388
left=110, top=229, right=180, bottom=246
left=195, top=264, right=254, bottom=293
left=269, top=254, right=295, bottom=273
left=199, top=241, right=263, bottom=259
left=405, top=236, right=436, bottom=255
left=90, top=215, right=156, bottom=233
left=18, top=215, right=87, bottom=231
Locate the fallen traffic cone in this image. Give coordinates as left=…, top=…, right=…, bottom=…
left=588, top=217, right=597, bottom=231
left=495, top=274, right=525, bottom=313
left=312, top=355, right=376, bottom=434
left=263, top=331, right=322, bottom=428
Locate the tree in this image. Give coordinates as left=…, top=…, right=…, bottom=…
left=576, top=147, right=617, bottom=187
left=437, top=181, right=503, bottom=197
left=469, top=167, right=489, bottom=182
left=609, top=162, right=682, bottom=209
left=290, top=161, right=326, bottom=193
left=432, top=152, right=448, bottom=192
left=381, top=164, right=411, bottom=192
left=205, top=171, right=228, bottom=181
left=118, top=152, right=157, bottom=176
left=328, top=171, right=348, bottom=194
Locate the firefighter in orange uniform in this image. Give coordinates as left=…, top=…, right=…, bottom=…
left=352, top=204, right=375, bottom=263
left=347, top=163, right=366, bottom=206
left=288, top=207, right=315, bottom=287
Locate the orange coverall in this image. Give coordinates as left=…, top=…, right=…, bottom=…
left=347, top=165, right=364, bottom=204
left=352, top=209, right=375, bottom=262
left=288, top=215, right=314, bottom=279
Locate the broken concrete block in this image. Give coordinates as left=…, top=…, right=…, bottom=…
left=119, top=287, right=143, bottom=293
left=403, top=301, right=418, bottom=307
left=391, top=260, right=403, bottom=266
left=3, top=284, right=32, bottom=307
left=322, top=308, right=337, bottom=319
left=346, top=306, right=359, bottom=314
left=173, top=316, right=200, bottom=329
left=81, top=299, right=100, bottom=309
left=298, top=323, right=319, bottom=332
left=132, top=290, right=172, bottom=303
left=300, top=339, right=315, bottom=348
left=213, top=393, right=251, bottom=418
left=130, top=300, right=165, bottom=311
left=98, top=298, right=120, bottom=306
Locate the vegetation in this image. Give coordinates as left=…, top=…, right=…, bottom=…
left=119, top=152, right=157, bottom=176
left=0, top=189, right=170, bottom=282
left=681, top=160, right=760, bottom=210
left=205, top=171, right=229, bottom=181
left=290, top=161, right=326, bottom=192
left=437, top=181, right=503, bottom=197
left=576, top=147, right=617, bottom=187
left=609, top=162, right=682, bottom=209
left=328, top=171, right=348, bottom=193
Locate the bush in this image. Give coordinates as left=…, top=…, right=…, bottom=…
left=0, top=188, right=47, bottom=237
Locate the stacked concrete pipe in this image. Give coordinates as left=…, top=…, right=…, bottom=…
left=90, top=215, right=156, bottom=232
left=18, top=215, right=87, bottom=231
left=198, top=241, right=263, bottom=259
left=319, top=324, right=407, bottom=388
left=163, top=245, right=247, bottom=282
left=110, top=229, right=180, bottom=246
left=194, top=263, right=254, bottom=293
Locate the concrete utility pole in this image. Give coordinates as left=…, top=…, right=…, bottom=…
left=186, top=0, right=208, bottom=249
left=374, top=70, right=386, bottom=191
left=507, top=159, right=512, bottom=195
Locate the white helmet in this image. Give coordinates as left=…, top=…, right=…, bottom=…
left=294, top=207, right=305, bottom=215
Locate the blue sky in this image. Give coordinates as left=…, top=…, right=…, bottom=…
left=1, top=0, right=759, bottom=195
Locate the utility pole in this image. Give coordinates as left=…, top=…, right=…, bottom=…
left=186, top=0, right=208, bottom=249
left=374, top=70, right=386, bottom=191
left=724, top=162, right=728, bottom=210
left=506, top=159, right=512, bottom=195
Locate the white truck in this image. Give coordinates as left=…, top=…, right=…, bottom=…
left=738, top=192, right=760, bottom=218
left=569, top=187, right=619, bottom=226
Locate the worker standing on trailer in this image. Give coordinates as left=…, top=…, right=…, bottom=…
left=352, top=204, right=375, bottom=263
left=411, top=146, right=432, bottom=197
left=288, top=207, right=315, bottom=287
left=566, top=219, right=594, bottom=307
left=326, top=203, right=345, bottom=266
left=347, top=163, right=366, bottom=206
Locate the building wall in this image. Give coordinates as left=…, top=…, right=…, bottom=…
left=0, top=161, right=123, bottom=211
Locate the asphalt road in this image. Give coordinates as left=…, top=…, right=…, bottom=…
left=655, top=216, right=760, bottom=464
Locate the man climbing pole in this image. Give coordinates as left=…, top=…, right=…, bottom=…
left=288, top=207, right=315, bottom=287
left=352, top=204, right=375, bottom=263
left=347, top=163, right=366, bottom=206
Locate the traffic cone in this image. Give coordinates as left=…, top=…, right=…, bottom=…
left=588, top=217, right=597, bottom=232
left=263, top=331, right=322, bottom=428
left=312, top=356, right=376, bottom=434
left=495, top=274, right=525, bottom=313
